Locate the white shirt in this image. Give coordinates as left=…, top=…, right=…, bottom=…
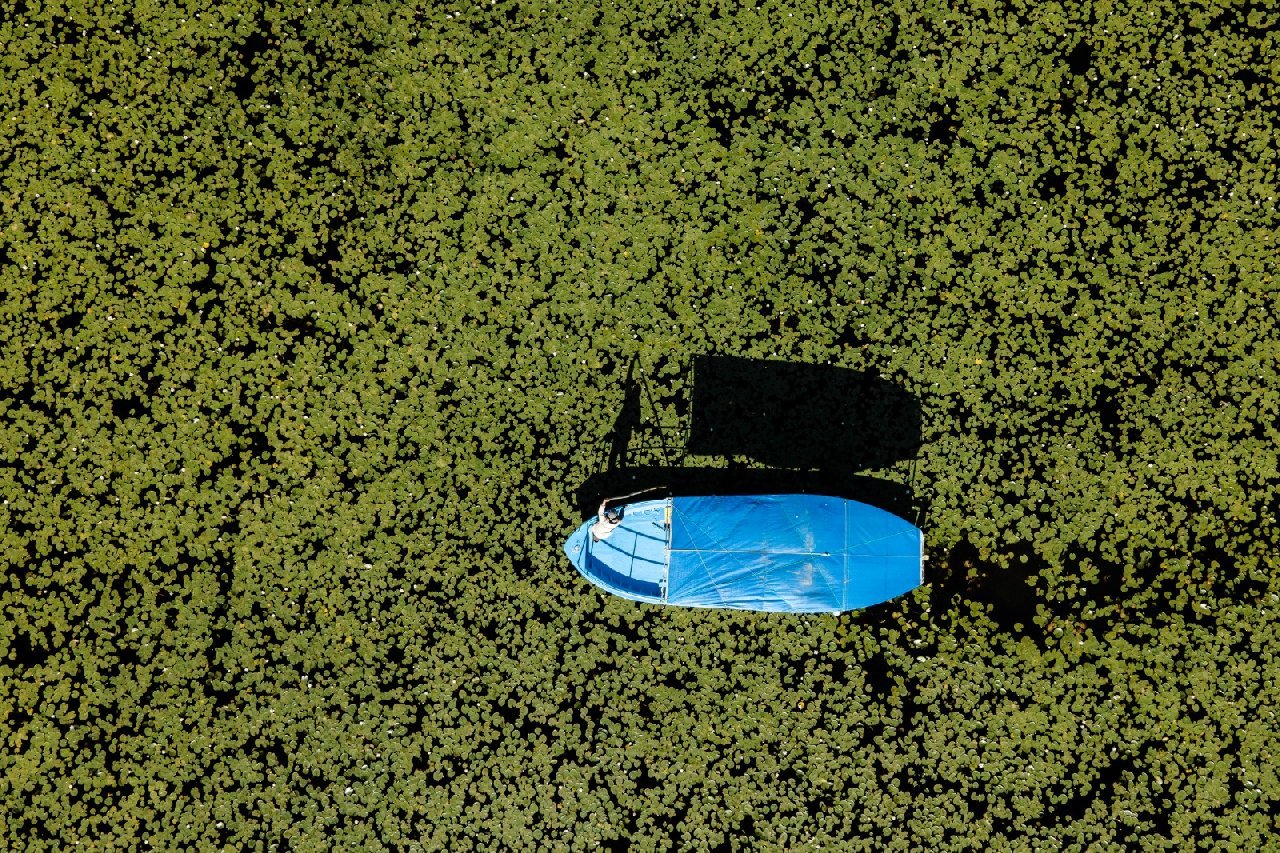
left=590, top=502, right=621, bottom=541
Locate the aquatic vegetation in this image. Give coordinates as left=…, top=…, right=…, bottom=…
left=1, top=0, right=1276, bottom=847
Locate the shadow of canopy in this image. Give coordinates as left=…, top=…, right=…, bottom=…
left=574, top=355, right=924, bottom=522
left=685, top=355, right=922, bottom=471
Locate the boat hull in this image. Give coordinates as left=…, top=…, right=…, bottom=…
left=563, top=495, right=923, bottom=613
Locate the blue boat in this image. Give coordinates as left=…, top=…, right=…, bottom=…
left=563, top=494, right=923, bottom=613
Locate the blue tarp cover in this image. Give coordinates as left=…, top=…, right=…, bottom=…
left=563, top=495, right=922, bottom=613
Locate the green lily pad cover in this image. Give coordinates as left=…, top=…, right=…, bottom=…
left=1, top=0, right=1277, bottom=848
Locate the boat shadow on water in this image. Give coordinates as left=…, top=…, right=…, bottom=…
left=575, top=353, right=927, bottom=526
left=683, top=354, right=922, bottom=472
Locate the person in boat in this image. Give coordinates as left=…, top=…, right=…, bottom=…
left=590, top=500, right=623, bottom=541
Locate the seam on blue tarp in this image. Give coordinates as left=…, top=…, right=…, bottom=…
left=842, top=500, right=849, bottom=612
left=844, top=530, right=917, bottom=550
left=668, top=548, right=833, bottom=555
left=662, top=498, right=672, bottom=602
left=671, top=499, right=721, bottom=550
left=844, top=515, right=917, bottom=552
left=919, top=529, right=925, bottom=584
